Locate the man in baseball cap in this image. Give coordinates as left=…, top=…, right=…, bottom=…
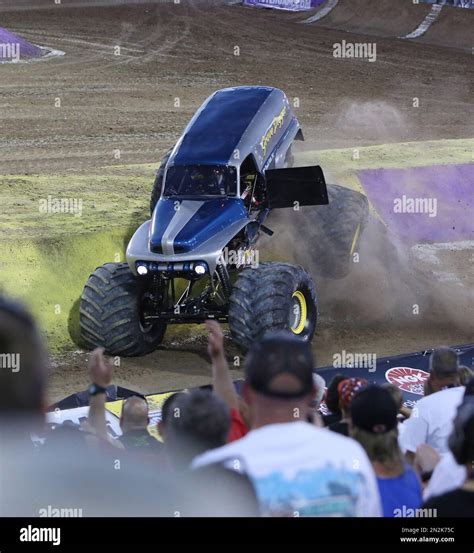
left=245, top=331, right=315, bottom=401
left=350, top=385, right=399, bottom=435
left=424, top=346, right=461, bottom=396
left=192, top=332, right=382, bottom=517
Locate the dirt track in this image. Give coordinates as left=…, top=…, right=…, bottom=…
left=1, top=0, right=473, bottom=174
left=312, top=0, right=472, bottom=51
left=0, top=0, right=472, bottom=402
left=313, top=0, right=433, bottom=37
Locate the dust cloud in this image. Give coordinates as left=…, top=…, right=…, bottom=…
left=262, top=100, right=473, bottom=336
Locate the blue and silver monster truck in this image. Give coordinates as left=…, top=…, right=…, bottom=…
left=80, top=86, right=368, bottom=356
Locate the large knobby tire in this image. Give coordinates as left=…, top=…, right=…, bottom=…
left=150, top=148, right=173, bottom=215
left=80, top=262, right=166, bottom=356
left=228, top=262, right=317, bottom=352
left=296, top=184, right=369, bottom=279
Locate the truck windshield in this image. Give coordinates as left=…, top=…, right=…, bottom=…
left=164, top=165, right=237, bottom=198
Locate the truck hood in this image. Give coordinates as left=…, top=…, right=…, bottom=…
left=149, top=197, right=248, bottom=255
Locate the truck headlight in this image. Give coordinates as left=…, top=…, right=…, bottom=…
left=136, top=263, right=148, bottom=275
left=194, top=263, right=207, bottom=275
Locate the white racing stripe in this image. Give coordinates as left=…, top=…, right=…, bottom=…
left=161, top=200, right=204, bottom=255
left=301, top=0, right=339, bottom=24
left=401, top=4, right=443, bottom=39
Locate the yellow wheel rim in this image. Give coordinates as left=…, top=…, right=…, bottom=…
left=350, top=223, right=361, bottom=257
left=290, top=290, right=307, bottom=335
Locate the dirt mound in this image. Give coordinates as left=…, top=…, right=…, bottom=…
left=307, top=0, right=473, bottom=51
left=417, top=5, right=474, bottom=51
left=310, top=0, right=431, bottom=38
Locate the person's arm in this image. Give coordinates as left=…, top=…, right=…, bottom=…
left=205, top=320, right=238, bottom=411
left=399, top=404, right=429, bottom=464
left=399, top=405, right=412, bottom=419
left=87, top=347, right=113, bottom=441
left=414, top=443, right=440, bottom=483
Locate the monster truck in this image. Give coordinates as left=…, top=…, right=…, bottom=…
left=80, top=86, right=367, bottom=356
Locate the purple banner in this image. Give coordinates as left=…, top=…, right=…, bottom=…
left=243, top=0, right=325, bottom=12
left=358, top=164, right=474, bottom=243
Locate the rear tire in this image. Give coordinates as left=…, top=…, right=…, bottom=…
left=150, top=148, right=173, bottom=215
left=295, top=184, right=369, bottom=279
left=228, top=262, right=317, bottom=352
left=80, top=262, right=166, bottom=356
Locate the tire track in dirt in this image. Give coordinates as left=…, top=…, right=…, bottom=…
left=401, top=4, right=443, bottom=39
left=301, top=0, right=339, bottom=24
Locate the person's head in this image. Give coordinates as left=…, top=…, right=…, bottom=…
left=0, top=296, right=48, bottom=428
left=120, top=395, right=149, bottom=434
left=349, top=385, right=402, bottom=469
left=157, top=392, right=186, bottom=441
left=337, top=377, right=368, bottom=417
left=243, top=332, right=315, bottom=428
left=459, top=366, right=474, bottom=386
left=324, top=374, right=347, bottom=415
left=448, top=399, right=474, bottom=472
left=428, top=347, right=460, bottom=392
left=382, top=383, right=404, bottom=410
left=164, top=389, right=230, bottom=468
left=312, top=373, right=326, bottom=410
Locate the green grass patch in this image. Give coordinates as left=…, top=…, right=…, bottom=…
left=0, top=229, right=133, bottom=353
left=0, top=172, right=152, bottom=241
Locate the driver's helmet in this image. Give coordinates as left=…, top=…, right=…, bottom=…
left=213, top=168, right=226, bottom=193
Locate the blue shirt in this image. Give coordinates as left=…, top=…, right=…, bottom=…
left=377, top=465, right=423, bottom=517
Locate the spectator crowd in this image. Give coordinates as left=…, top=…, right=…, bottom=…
left=0, top=295, right=473, bottom=517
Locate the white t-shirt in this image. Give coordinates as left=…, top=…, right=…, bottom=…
left=423, top=451, right=467, bottom=501
left=192, top=421, right=382, bottom=517
left=399, top=386, right=465, bottom=455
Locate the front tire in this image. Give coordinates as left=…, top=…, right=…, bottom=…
left=228, top=262, right=317, bottom=352
left=80, top=262, right=166, bottom=356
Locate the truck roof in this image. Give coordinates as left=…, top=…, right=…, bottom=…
left=168, top=86, right=299, bottom=172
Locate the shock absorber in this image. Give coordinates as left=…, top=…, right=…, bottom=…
left=151, top=273, right=164, bottom=309
left=215, top=262, right=232, bottom=301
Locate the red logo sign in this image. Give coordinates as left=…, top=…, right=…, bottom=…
left=385, top=367, right=429, bottom=395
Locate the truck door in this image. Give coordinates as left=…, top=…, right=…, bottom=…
left=265, top=165, right=329, bottom=209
